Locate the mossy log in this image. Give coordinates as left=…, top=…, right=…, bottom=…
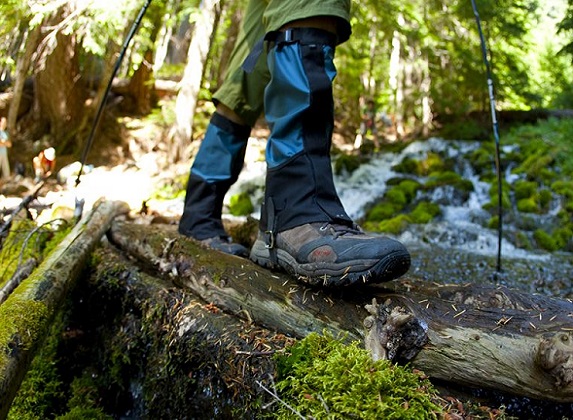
left=0, top=200, right=129, bottom=419
left=69, top=245, right=292, bottom=418
left=108, top=221, right=573, bottom=403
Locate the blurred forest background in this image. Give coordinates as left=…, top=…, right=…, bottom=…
left=0, top=0, right=572, bottom=169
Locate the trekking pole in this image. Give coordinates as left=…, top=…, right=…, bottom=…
left=470, top=0, right=503, bottom=273
left=74, top=0, right=153, bottom=190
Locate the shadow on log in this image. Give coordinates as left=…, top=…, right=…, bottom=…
left=107, top=220, right=573, bottom=403
left=64, top=245, right=292, bottom=418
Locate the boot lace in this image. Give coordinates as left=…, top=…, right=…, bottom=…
left=318, top=222, right=363, bottom=239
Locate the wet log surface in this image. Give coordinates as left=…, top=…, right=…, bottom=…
left=107, top=220, right=573, bottom=404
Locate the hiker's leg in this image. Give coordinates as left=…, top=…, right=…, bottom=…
left=249, top=13, right=411, bottom=286
left=178, top=0, right=268, bottom=256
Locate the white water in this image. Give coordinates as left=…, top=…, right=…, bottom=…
left=334, top=138, right=551, bottom=260
left=228, top=137, right=565, bottom=264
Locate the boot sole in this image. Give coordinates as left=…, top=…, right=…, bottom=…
left=249, top=239, right=411, bottom=287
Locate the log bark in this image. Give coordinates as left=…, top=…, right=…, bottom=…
left=0, top=200, right=129, bottom=419
left=107, top=220, right=573, bottom=403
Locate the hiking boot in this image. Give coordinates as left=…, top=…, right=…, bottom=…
left=200, top=236, right=249, bottom=257
left=249, top=222, right=410, bottom=287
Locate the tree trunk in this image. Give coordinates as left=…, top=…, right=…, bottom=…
left=0, top=200, right=129, bottom=419
left=106, top=220, right=573, bottom=403
left=126, top=1, right=164, bottom=115
left=7, top=24, right=42, bottom=135
left=153, top=0, right=183, bottom=71
left=34, top=5, right=87, bottom=153
left=215, top=1, right=243, bottom=87
left=172, top=0, right=220, bottom=162
left=166, top=11, right=192, bottom=65
left=389, top=25, right=405, bottom=139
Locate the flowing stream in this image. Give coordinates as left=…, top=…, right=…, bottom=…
left=335, top=138, right=573, bottom=296
left=230, top=137, right=573, bottom=298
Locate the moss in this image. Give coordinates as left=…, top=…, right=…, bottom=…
left=392, top=157, right=420, bottom=175
left=0, top=220, right=70, bottom=290
left=8, top=313, right=65, bottom=420
left=274, top=332, right=442, bottom=419
left=513, top=152, right=555, bottom=182
left=538, top=189, right=553, bottom=212
left=366, top=202, right=401, bottom=222
left=365, top=180, right=422, bottom=225
left=398, top=179, right=421, bottom=202
left=552, top=180, right=573, bottom=198
left=58, top=373, right=114, bottom=420
left=554, top=225, right=573, bottom=250
left=514, top=231, right=533, bottom=250
left=425, top=171, right=474, bottom=192
left=0, top=297, right=50, bottom=381
left=533, top=229, right=558, bottom=252
left=422, top=152, right=449, bottom=174
left=334, top=153, right=362, bottom=175
left=410, top=202, right=441, bottom=224
left=517, top=197, right=538, bottom=213
left=392, top=153, right=451, bottom=177
left=514, top=215, right=537, bottom=231
left=486, top=179, right=511, bottom=210
left=56, top=407, right=113, bottom=420
left=229, top=192, right=254, bottom=216
left=513, top=180, right=538, bottom=200
left=42, top=225, right=73, bottom=259
left=385, top=187, right=408, bottom=208
left=8, top=305, right=115, bottom=419
left=0, top=221, right=43, bottom=287
left=468, top=145, right=495, bottom=174
left=515, top=189, right=553, bottom=214
left=375, top=214, right=411, bottom=235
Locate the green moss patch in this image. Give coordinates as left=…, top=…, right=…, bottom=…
left=425, top=171, right=474, bottom=192
left=229, top=192, right=254, bottom=216
left=0, top=298, right=49, bottom=381
left=410, top=202, right=441, bottom=224
left=273, top=333, right=442, bottom=419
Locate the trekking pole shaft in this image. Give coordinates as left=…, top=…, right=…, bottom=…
left=470, top=0, right=503, bottom=272
left=75, top=0, right=153, bottom=187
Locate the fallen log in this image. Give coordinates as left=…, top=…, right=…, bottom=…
left=108, top=220, right=573, bottom=403
left=0, top=199, right=129, bottom=419
left=64, top=244, right=294, bottom=418
left=108, top=221, right=366, bottom=342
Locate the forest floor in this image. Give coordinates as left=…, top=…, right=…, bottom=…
left=1, top=115, right=190, bottom=225
left=3, top=113, right=571, bottom=419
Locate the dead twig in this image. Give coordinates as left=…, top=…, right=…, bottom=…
left=256, top=375, right=306, bottom=419
left=0, top=258, right=37, bottom=305
left=0, top=182, right=46, bottom=238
